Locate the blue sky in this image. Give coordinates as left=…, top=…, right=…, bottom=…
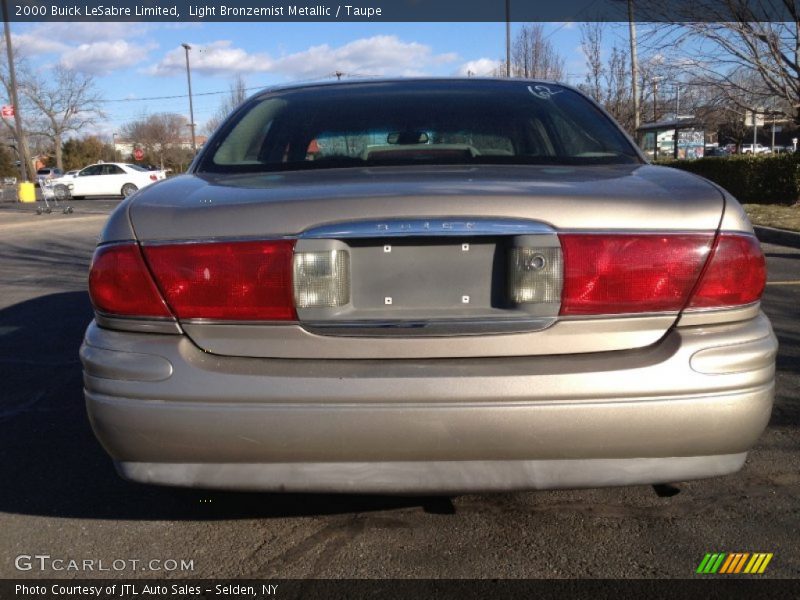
left=9, top=21, right=632, bottom=137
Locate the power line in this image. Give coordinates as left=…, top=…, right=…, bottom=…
left=100, top=72, right=380, bottom=104
left=542, top=0, right=604, bottom=41
left=99, top=85, right=267, bottom=104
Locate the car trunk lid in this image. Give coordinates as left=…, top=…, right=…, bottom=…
left=127, top=164, right=725, bottom=359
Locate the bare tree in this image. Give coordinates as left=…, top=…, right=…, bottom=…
left=21, top=66, right=104, bottom=170
left=203, top=74, right=248, bottom=135
left=605, top=47, right=636, bottom=132
left=578, top=24, right=637, bottom=133
left=0, top=39, right=34, bottom=177
left=645, top=1, right=800, bottom=123
left=580, top=23, right=605, bottom=102
left=510, top=24, right=565, bottom=81
left=121, top=112, right=192, bottom=170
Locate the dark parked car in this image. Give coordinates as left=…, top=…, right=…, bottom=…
left=82, top=79, right=775, bottom=493
left=704, top=146, right=731, bottom=157
left=35, top=167, right=62, bottom=184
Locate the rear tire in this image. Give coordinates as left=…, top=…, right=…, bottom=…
left=121, top=183, right=138, bottom=198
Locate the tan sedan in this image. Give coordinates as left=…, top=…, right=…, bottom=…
left=81, top=79, right=775, bottom=493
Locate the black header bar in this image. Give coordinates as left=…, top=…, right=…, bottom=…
left=5, top=0, right=797, bottom=22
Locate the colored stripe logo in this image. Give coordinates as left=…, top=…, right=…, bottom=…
left=696, top=553, right=773, bottom=574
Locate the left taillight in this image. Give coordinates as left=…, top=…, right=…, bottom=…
left=89, top=243, right=173, bottom=317
left=142, top=240, right=297, bottom=321
left=686, top=233, right=766, bottom=309
left=558, top=234, right=714, bottom=315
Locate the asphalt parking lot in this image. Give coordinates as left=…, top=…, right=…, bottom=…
left=0, top=199, right=797, bottom=581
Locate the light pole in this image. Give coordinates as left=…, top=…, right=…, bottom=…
left=2, top=0, right=30, bottom=181
left=628, top=0, right=640, bottom=133
left=505, top=0, right=511, bottom=77
left=112, top=133, right=118, bottom=162
left=181, top=43, right=197, bottom=154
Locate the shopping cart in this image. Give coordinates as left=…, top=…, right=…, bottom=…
left=36, top=176, right=72, bottom=214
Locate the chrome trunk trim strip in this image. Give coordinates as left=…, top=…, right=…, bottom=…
left=302, top=316, right=556, bottom=337
left=300, top=218, right=555, bottom=239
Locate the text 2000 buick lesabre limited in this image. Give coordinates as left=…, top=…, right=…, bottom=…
left=81, top=79, right=776, bottom=493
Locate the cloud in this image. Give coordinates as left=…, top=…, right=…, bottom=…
left=47, top=22, right=149, bottom=44
left=10, top=22, right=154, bottom=76
left=148, top=40, right=273, bottom=76
left=454, top=58, right=502, bottom=77
left=10, top=33, right=69, bottom=56
left=149, top=36, right=458, bottom=79
left=269, top=36, right=457, bottom=78
left=61, top=40, right=156, bottom=75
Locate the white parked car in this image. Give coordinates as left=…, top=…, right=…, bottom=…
left=741, top=143, right=770, bottom=154
left=52, top=162, right=166, bottom=199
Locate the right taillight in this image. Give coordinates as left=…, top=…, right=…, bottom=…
left=90, top=240, right=298, bottom=322
left=686, top=233, right=766, bottom=309
left=89, top=243, right=172, bottom=318
left=142, top=240, right=297, bottom=321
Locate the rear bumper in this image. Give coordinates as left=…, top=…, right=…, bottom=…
left=116, top=455, right=748, bottom=494
left=81, top=313, right=776, bottom=492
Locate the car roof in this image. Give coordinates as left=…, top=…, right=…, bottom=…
left=250, top=76, right=573, bottom=101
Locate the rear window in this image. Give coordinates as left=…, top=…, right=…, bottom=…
left=199, top=80, right=641, bottom=174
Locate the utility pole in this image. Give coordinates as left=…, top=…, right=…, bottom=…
left=652, top=76, right=662, bottom=123
left=181, top=43, right=197, bottom=154
left=628, top=0, right=640, bottom=132
left=505, top=0, right=511, bottom=77
left=2, top=0, right=30, bottom=181
left=771, top=113, right=776, bottom=152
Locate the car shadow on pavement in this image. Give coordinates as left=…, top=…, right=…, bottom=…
left=761, top=252, right=800, bottom=430
left=0, top=291, right=452, bottom=520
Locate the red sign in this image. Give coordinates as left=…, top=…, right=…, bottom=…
left=1, top=105, right=14, bottom=118
left=133, top=148, right=144, bottom=161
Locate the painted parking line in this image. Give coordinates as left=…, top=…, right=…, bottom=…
left=766, top=281, right=800, bottom=286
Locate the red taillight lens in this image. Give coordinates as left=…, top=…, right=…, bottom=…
left=687, top=233, right=766, bottom=309
left=559, top=234, right=713, bottom=315
left=142, top=240, right=296, bottom=321
left=89, top=243, right=172, bottom=317
left=149, top=174, right=158, bottom=181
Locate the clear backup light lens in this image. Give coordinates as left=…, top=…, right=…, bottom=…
left=293, top=250, right=350, bottom=308
left=508, top=247, right=563, bottom=304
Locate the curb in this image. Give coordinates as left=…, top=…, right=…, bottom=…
left=754, top=225, right=800, bottom=249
